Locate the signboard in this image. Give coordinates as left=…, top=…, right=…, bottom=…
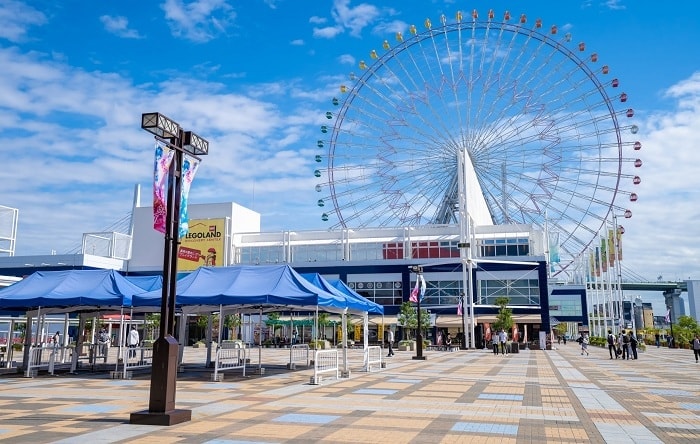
left=177, top=218, right=226, bottom=271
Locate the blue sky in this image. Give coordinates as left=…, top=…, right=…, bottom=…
left=1, top=0, right=699, bottom=305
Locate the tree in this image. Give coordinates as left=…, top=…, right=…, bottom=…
left=674, top=315, right=699, bottom=347
left=397, top=301, right=430, bottom=340
left=493, top=296, right=513, bottom=333
left=145, top=313, right=160, bottom=340
left=224, top=313, right=242, bottom=339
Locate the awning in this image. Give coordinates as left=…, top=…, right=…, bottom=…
left=475, top=314, right=542, bottom=323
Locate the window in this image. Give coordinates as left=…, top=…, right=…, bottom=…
left=478, top=279, right=540, bottom=305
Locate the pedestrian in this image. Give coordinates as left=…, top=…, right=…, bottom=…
left=386, top=328, right=395, bottom=357
left=499, top=329, right=508, bottom=355
left=581, top=333, right=589, bottom=356
left=98, top=328, right=110, bottom=363
left=619, top=330, right=629, bottom=360
left=492, top=331, right=499, bottom=355
left=52, top=331, right=60, bottom=346
left=693, top=334, right=700, bottom=363
left=627, top=330, right=639, bottom=359
left=127, top=325, right=140, bottom=359
left=445, top=332, right=453, bottom=349
left=655, top=333, right=660, bottom=348
left=563, top=335, right=567, bottom=345
left=606, top=329, right=617, bottom=359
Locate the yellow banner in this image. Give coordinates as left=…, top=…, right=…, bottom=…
left=354, top=324, right=362, bottom=341
left=177, top=218, right=225, bottom=271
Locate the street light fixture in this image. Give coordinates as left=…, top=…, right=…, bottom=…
left=130, top=112, right=208, bottom=426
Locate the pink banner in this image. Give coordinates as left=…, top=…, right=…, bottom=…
left=153, top=142, right=175, bottom=233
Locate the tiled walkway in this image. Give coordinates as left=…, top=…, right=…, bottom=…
left=1, top=342, right=699, bottom=443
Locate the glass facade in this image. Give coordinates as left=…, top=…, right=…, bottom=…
left=479, top=238, right=530, bottom=257
left=348, top=280, right=403, bottom=306
left=549, top=293, right=583, bottom=317
left=478, top=279, right=540, bottom=305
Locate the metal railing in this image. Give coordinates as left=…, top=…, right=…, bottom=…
left=310, top=349, right=339, bottom=384
left=213, top=346, right=247, bottom=380
left=288, top=344, right=310, bottom=369
left=25, top=345, right=73, bottom=377
left=364, top=345, right=382, bottom=372
left=120, top=346, right=154, bottom=378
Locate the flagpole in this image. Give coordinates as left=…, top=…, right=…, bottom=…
left=410, top=266, right=426, bottom=360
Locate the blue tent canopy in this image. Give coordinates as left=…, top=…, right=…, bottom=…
left=327, top=278, right=384, bottom=315
left=132, top=265, right=348, bottom=312
left=124, top=275, right=163, bottom=291
left=301, top=273, right=383, bottom=315
left=0, top=269, right=146, bottom=310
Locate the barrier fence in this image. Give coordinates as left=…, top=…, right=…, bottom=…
left=119, top=346, right=154, bottom=378
left=364, top=345, right=382, bottom=372
left=310, top=349, right=339, bottom=385
left=288, top=344, right=310, bottom=369
left=25, top=345, right=73, bottom=377
left=213, top=346, right=247, bottom=380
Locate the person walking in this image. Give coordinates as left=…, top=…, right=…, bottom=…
left=618, top=330, right=628, bottom=360
left=386, top=328, right=395, bottom=357
left=607, top=329, right=617, bottom=359
left=655, top=333, right=661, bottom=348
left=581, top=333, right=589, bottom=356
left=127, top=326, right=140, bottom=359
left=492, top=332, right=499, bottom=355
left=499, top=329, right=508, bottom=355
left=692, top=334, right=700, bottom=363
left=629, top=331, right=638, bottom=360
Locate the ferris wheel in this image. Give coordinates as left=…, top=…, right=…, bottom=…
left=313, top=9, right=641, bottom=272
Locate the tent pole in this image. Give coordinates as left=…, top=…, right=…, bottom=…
left=342, top=309, right=349, bottom=377
left=205, top=314, right=213, bottom=368
left=116, top=307, right=124, bottom=372
left=258, top=307, right=262, bottom=374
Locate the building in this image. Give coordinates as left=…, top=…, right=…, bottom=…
left=0, top=195, right=591, bottom=349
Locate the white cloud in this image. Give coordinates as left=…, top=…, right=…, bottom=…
left=161, top=0, right=236, bottom=43
left=338, top=54, right=355, bottom=65
left=619, top=71, right=700, bottom=281
left=313, top=26, right=344, bottom=39
left=0, top=44, right=328, bottom=255
left=604, top=0, right=626, bottom=10
left=312, top=0, right=381, bottom=39
left=100, top=15, right=143, bottom=39
left=0, top=0, right=46, bottom=43
left=290, top=39, right=304, bottom=46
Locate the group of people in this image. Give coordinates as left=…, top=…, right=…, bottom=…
left=606, top=329, right=639, bottom=360
left=491, top=329, right=510, bottom=355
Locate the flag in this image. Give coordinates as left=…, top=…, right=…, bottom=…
left=600, top=238, right=608, bottom=272
left=608, top=229, right=616, bottom=266
left=548, top=231, right=560, bottom=263
left=153, top=142, right=175, bottom=234
left=457, top=300, right=463, bottom=316
left=409, top=274, right=426, bottom=303
left=409, top=277, right=419, bottom=303
left=664, top=309, right=671, bottom=323
left=178, top=155, right=200, bottom=238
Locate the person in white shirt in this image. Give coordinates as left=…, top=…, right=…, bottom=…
left=386, top=328, right=395, bottom=357
left=498, top=329, right=508, bottom=355
left=127, top=326, right=140, bottom=359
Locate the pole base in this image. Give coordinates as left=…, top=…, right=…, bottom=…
left=412, top=356, right=427, bottom=360
left=130, top=409, right=192, bottom=426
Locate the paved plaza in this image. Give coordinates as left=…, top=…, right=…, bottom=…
left=0, top=342, right=699, bottom=443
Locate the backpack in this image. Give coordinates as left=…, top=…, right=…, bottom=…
left=607, top=334, right=614, bottom=345
left=623, top=335, right=630, bottom=344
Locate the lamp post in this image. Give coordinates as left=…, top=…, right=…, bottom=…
left=130, top=113, right=208, bottom=426
left=410, top=266, right=426, bottom=360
